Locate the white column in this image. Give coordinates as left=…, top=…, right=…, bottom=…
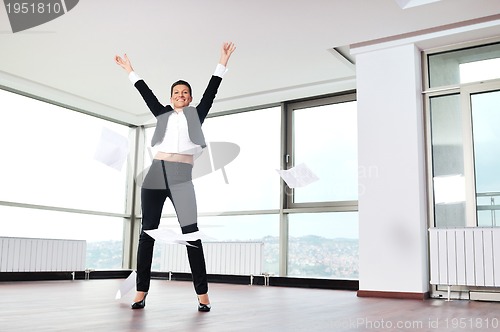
left=356, top=43, right=429, bottom=295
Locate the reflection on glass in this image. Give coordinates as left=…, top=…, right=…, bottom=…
left=471, top=90, right=500, bottom=227
left=293, top=101, right=358, bottom=203
left=288, top=212, right=358, bottom=279
left=0, top=205, right=123, bottom=270
left=460, top=58, right=500, bottom=84
left=152, top=214, right=279, bottom=274
left=430, top=94, right=466, bottom=227
left=0, top=89, right=129, bottom=213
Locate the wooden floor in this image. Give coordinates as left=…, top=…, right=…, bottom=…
left=1, top=279, right=500, bottom=332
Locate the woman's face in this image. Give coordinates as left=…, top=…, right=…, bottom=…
left=171, top=84, right=193, bottom=109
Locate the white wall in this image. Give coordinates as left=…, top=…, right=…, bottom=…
left=356, top=43, right=429, bottom=295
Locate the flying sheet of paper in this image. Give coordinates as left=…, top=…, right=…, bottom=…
left=94, top=127, right=129, bottom=171
left=144, top=228, right=214, bottom=247
left=433, top=175, right=466, bottom=204
left=116, top=270, right=136, bottom=300
left=276, top=163, right=319, bottom=188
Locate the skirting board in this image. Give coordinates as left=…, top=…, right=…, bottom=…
left=357, top=290, right=430, bottom=300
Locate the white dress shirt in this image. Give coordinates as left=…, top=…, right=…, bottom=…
left=129, top=64, right=227, bottom=156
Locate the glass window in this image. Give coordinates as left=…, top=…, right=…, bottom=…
left=428, top=42, right=500, bottom=88
left=429, top=94, right=466, bottom=227
left=143, top=107, right=281, bottom=213
left=288, top=212, right=358, bottom=279
left=471, top=90, right=500, bottom=227
left=291, top=98, right=358, bottom=203
left=151, top=214, right=279, bottom=274
left=198, top=108, right=281, bottom=212
left=0, top=205, right=123, bottom=270
left=0, top=89, right=130, bottom=213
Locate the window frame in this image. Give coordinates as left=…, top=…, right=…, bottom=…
left=423, top=37, right=500, bottom=228
left=284, top=92, right=359, bottom=212
left=0, top=86, right=135, bottom=270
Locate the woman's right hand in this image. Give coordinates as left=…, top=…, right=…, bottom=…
left=114, top=54, right=134, bottom=73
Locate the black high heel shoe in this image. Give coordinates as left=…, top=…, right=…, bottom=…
left=131, top=292, right=148, bottom=309
left=198, top=302, right=211, bottom=312
left=197, top=294, right=211, bottom=312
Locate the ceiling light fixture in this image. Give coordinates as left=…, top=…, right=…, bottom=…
left=395, top=0, right=441, bottom=9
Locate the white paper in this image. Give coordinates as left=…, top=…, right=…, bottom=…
left=433, top=175, right=466, bottom=204
left=94, top=127, right=129, bottom=171
left=144, top=228, right=214, bottom=247
left=276, top=163, right=319, bottom=188
left=116, top=270, right=136, bottom=300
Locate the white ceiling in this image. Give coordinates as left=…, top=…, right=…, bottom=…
left=1, top=0, right=500, bottom=126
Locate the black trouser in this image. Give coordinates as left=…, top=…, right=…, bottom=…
left=136, top=160, right=208, bottom=294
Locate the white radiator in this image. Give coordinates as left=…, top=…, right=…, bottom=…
left=429, top=228, right=500, bottom=287
left=159, top=241, right=264, bottom=276
left=0, top=237, right=86, bottom=272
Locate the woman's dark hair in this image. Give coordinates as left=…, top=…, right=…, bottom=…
left=171, top=80, right=192, bottom=96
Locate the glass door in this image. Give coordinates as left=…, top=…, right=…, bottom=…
left=429, top=83, right=500, bottom=227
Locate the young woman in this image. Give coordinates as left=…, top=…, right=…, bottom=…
left=115, top=42, right=236, bottom=311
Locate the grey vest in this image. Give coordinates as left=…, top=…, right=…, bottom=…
left=151, top=106, right=206, bottom=148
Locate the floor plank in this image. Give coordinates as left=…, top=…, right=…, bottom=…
left=1, top=279, right=500, bottom=331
